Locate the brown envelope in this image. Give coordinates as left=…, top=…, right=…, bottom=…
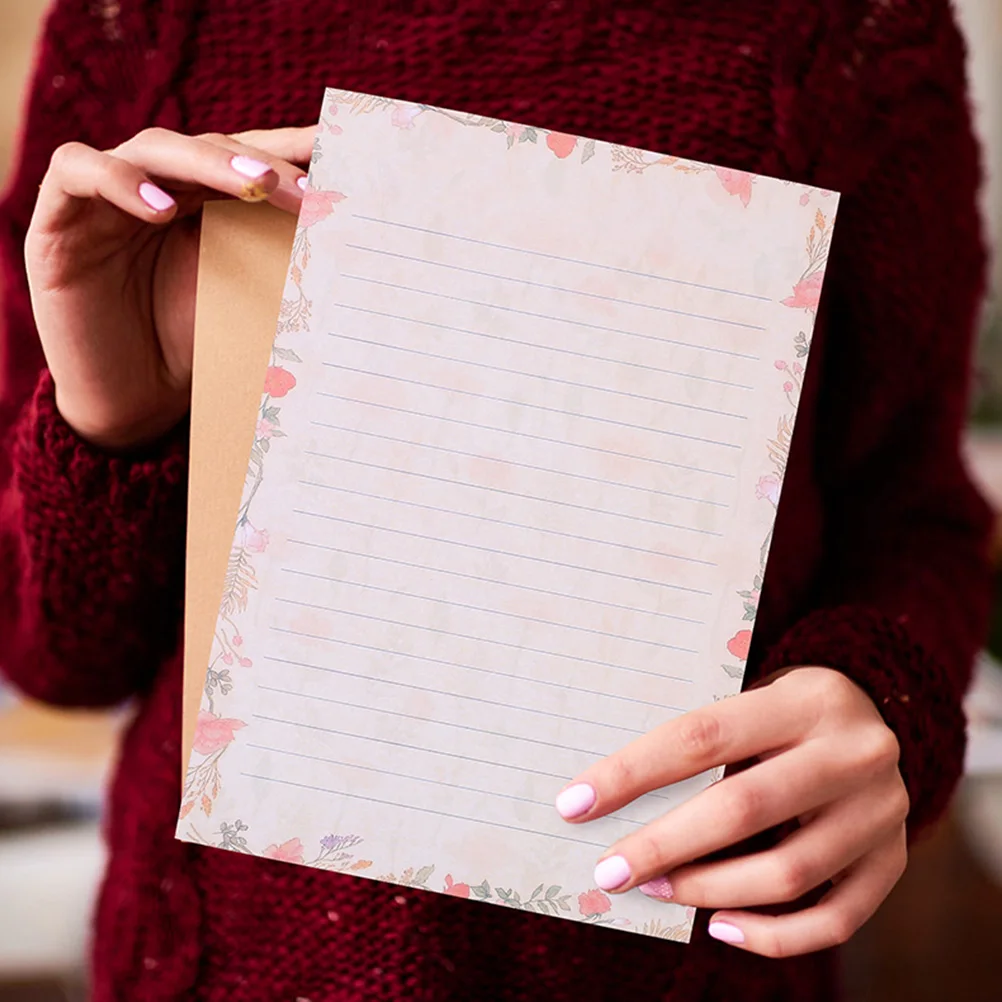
left=181, top=200, right=296, bottom=777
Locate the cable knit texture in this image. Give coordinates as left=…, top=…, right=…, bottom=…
left=0, top=1, right=994, bottom=1000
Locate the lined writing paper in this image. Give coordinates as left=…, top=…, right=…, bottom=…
left=178, top=90, right=837, bottom=941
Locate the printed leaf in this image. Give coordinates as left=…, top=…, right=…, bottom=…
left=201, top=795, right=213, bottom=816
left=260, top=438, right=270, bottom=453
left=722, top=662, right=745, bottom=679
left=179, top=801, right=194, bottom=819
left=530, top=883, right=544, bottom=901
left=272, top=346, right=302, bottom=363
left=545, top=884, right=560, bottom=899
left=471, top=880, right=491, bottom=900
left=262, top=406, right=281, bottom=423
left=581, top=139, right=596, bottom=164
left=507, top=133, right=515, bottom=149
left=496, top=887, right=511, bottom=902
left=413, top=864, right=435, bottom=886
left=815, top=208, right=826, bottom=230
left=556, top=896, right=572, bottom=912
left=491, top=122, right=506, bottom=133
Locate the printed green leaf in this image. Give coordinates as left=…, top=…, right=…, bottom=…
left=722, top=662, right=745, bottom=679
left=272, top=346, right=302, bottom=363
left=413, top=864, right=435, bottom=886
left=496, top=887, right=512, bottom=902
left=260, top=438, right=270, bottom=453
left=471, top=880, right=491, bottom=900
left=530, top=883, right=544, bottom=901
left=507, top=133, right=515, bottom=148
left=545, top=885, right=561, bottom=899
left=262, top=406, right=281, bottom=423
left=556, top=896, right=572, bottom=912
left=491, top=122, right=506, bottom=133
left=581, top=139, right=596, bottom=164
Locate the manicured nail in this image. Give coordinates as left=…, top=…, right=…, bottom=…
left=708, top=921, right=745, bottom=944
left=638, top=876, right=674, bottom=901
left=230, top=155, right=272, bottom=179
left=296, top=175, right=309, bottom=191
left=138, top=182, right=175, bottom=212
left=555, top=783, right=595, bottom=820
left=594, top=855, right=631, bottom=891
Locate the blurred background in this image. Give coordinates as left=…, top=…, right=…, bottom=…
left=0, top=2, right=1000, bottom=1000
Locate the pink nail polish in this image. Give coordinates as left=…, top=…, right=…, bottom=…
left=594, top=855, right=631, bottom=891
left=296, top=176, right=309, bottom=191
left=708, top=921, right=745, bottom=944
left=138, top=182, right=175, bottom=212
left=230, top=155, right=272, bottom=179
left=638, top=876, right=674, bottom=901
left=555, top=783, right=595, bottom=820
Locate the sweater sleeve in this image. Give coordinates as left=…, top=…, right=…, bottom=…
left=757, top=6, right=995, bottom=837
left=0, top=3, right=189, bottom=707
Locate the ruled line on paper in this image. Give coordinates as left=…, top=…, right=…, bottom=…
left=247, top=744, right=644, bottom=826
left=338, top=274, right=762, bottom=360
left=333, top=304, right=756, bottom=390
left=263, top=653, right=680, bottom=727
left=262, top=653, right=649, bottom=733
left=304, top=452, right=726, bottom=538
left=325, top=332, right=749, bottom=421
left=291, top=509, right=715, bottom=597
left=318, top=371, right=743, bottom=450
left=313, top=395, right=738, bottom=479
left=276, top=578, right=695, bottom=654
left=281, top=556, right=704, bottom=625
left=241, top=772, right=612, bottom=848
left=256, top=684, right=614, bottom=758
left=274, top=597, right=701, bottom=662
left=309, top=423, right=730, bottom=510
left=252, top=711, right=682, bottom=807
left=269, top=627, right=694, bottom=701
left=343, top=243, right=767, bottom=331
left=293, top=488, right=715, bottom=577
left=350, top=213, right=773, bottom=303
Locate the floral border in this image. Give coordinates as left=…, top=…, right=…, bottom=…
left=180, top=91, right=834, bottom=940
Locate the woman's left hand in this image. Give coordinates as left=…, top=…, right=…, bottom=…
left=555, top=666, right=909, bottom=957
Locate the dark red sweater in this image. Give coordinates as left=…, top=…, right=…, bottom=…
left=0, top=2, right=993, bottom=999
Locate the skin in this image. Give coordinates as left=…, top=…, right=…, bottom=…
left=25, top=126, right=909, bottom=960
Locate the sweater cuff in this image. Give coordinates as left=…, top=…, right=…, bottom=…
left=12, top=370, right=189, bottom=522
left=759, top=605, right=967, bottom=837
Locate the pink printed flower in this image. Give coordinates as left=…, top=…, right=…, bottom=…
left=256, top=418, right=276, bottom=439
left=264, top=365, right=297, bottom=398
left=793, top=362, right=804, bottom=375
left=299, top=189, right=346, bottom=228
left=782, top=271, right=823, bottom=310
left=192, top=710, right=246, bottom=755
left=755, top=473, right=781, bottom=506
left=799, top=191, right=811, bottom=206
left=443, top=874, right=470, bottom=898
left=546, top=131, right=578, bottom=159
left=783, top=380, right=794, bottom=393
left=391, top=102, right=423, bottom=129
left=262, top=838, right=305, bottom=864
left=774, top=359, right=787, bottom=370
left=236, top=521, right=270, bottom=553
left=726, top=629, right=753, bottom=661
left=578, top=889, right=612, bottom=917
left=714, top=166, right=753, bottom=207
left=505, top=122, right=525, bottom=139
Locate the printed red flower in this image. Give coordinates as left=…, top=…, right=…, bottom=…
left=546, top=131, right=578, bottom=159
left=714, top=166, right=753, bottom=207
left=726, top=629, right=753, bottom=661
left=236, top=520, right=269, bottom=553
left=299, top=189, right=346, bottom=228
left=578, top=889, right=612, bottom=916
left=262, top=838, right=305, bottom=864
left=264, top=366, right=297, bottom=398
left=755, top=474, right=781, bottom=506
left=782, top=271, right=823, bottom=310
left=443, top=874, right=470, bottom=898
left=192, top=710, right=246, bottom=755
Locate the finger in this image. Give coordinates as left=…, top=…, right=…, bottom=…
left=33, top=142, right=180, bottom=235
left=111, top=127, right=281, bottom=205
left=591, top=740, right=864, bottom=893
left=228, top=125, right=317, bottom=164
left=555, top=683, right=810, bottom=824
left=196, top=131, right=310, bottom=214
left=705, top=830, right=907, bottom=958
left=663, top=779, right=910, bottom=908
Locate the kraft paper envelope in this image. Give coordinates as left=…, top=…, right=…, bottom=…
left=182, top=201, right=296, bottom=773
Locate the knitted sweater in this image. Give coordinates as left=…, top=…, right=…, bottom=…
left=0, top=2, right=993, bottom=999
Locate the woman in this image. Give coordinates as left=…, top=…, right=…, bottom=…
left=0, top=1, right=992, bottom=999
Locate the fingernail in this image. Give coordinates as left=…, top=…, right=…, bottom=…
left=139, top=182, right=175, bottom=212
left=296, top=175, right=309, bottom=191
left=555, top=783, right=595, bottom=820
left=230, top=155, right=272, bottom=179
left=594, top=855, right=631, bottom=891
left=638, top=876, right=674, bottom=901
left=708, top=921, right=745, bottom=944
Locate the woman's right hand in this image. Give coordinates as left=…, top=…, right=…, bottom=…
left=24, top=126, right=316, bottom=450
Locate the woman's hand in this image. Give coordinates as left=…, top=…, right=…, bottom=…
left=555, top=666, right=909, bottom=957
left=25, top=126, right=316, bottom=450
